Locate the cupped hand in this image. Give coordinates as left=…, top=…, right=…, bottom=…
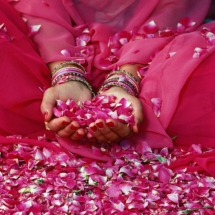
left=41, top=81, right=92, bottom=140
left=87, top=86, right=144, bottom=143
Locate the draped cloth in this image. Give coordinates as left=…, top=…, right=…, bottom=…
left=1, top=0, right=215, bottom=175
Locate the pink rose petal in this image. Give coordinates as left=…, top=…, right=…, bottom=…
left=151, top=97, right=162, bottom=117
left=167, top=193, right=179, bottom=204
left=61, top=49, right=71, bottom=57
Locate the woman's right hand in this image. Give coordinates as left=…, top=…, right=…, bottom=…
left=41, top=81, right=92, bottom=140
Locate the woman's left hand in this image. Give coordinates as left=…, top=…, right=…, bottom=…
left=87, top=86, right=144, bottom=143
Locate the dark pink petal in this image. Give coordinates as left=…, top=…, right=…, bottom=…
left=135, top=141, right=152, bottom=155
left=159, top=27, right=175, bottom=37
left=177, top=17, right=195, bottom=33
left=179, top=17, right=196, bottom=27
left=158, top=166, right=173, bottom=183
left=143, top=20, right=158, bottom=34
left=106, top=184, right=121, bottom=198
left=65, top=180, right=75, bottom=189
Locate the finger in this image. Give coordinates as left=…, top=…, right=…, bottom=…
left=41, top=87, right=57, bottom=122
left=96, top=120, right=121, bottom=141
left=48, top=116, right=71, bottom=132
left=89, top=122, right=109, bottom=143
left=56, top=121, right=80, bottom=137
left=106, top=119, right=132, bottom=137
left=70, top=127, right=87, bottom=141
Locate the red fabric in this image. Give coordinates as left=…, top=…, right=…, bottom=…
left=0, top=1, right=53, bottom=138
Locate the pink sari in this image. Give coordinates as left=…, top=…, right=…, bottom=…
left=1, top=0, right=215, bottom=175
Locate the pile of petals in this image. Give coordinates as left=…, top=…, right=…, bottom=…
left=1, top=137, right=215, bottom=214
left=53, top=95, right=135, bottom=128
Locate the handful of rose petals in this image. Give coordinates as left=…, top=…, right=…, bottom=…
left=53, top=94, right=135, bottom=128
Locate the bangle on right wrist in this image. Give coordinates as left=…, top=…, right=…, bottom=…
left=98, top=69, right=140, bottom=96
left=51, top=62, right=94, bottom=96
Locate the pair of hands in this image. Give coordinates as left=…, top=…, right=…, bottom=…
left=41, top=81, right=143, bottom=143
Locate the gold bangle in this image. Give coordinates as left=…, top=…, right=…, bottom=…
left=108, top=70, right=139, bottom=82
left=53, top=61, right=86, bottom=74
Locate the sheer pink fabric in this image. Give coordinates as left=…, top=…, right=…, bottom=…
left=1, top=0, right=215, bottom=173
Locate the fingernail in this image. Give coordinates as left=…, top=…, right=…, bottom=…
left=90, top=125, right=97, bottom=132
left=96, top=122, right=104, bottom=129
left=70, top=124, right=79, bottom=130
left=62, top=121, right=70, bottom=126
left=106, top=121, right=114, bottom=128
left=43, top=111, right=48, bottom=120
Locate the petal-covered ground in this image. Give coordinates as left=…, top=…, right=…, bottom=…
left=0, top=137, right=215, bottom=215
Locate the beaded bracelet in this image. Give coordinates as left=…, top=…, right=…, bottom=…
left=98, top=81, right=135, bottom=96
left=108, top=69, right=139, bottom=82
left=107, top=74, right=139, bottom=95
left=52, top=67, right=85, bottom=82
left=102, top=76, right=139, bottom=96
left=53, top=73, right=94, bottom=96
left=98, top=69, right=140, bottom=96
left=52, top=61, right=86, bottom=76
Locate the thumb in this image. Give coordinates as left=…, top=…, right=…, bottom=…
left=40, top=88, right=57, bottom=122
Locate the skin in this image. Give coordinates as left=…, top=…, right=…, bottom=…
left=41, top=62, right=144, bottom=143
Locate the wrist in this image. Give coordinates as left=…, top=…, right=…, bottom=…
left=50, top=60, right=94, bottom=97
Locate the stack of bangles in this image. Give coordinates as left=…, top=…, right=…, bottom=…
left=98, top=70, right=140, bottom=97
left=51, top=61, right=94, bottom=95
